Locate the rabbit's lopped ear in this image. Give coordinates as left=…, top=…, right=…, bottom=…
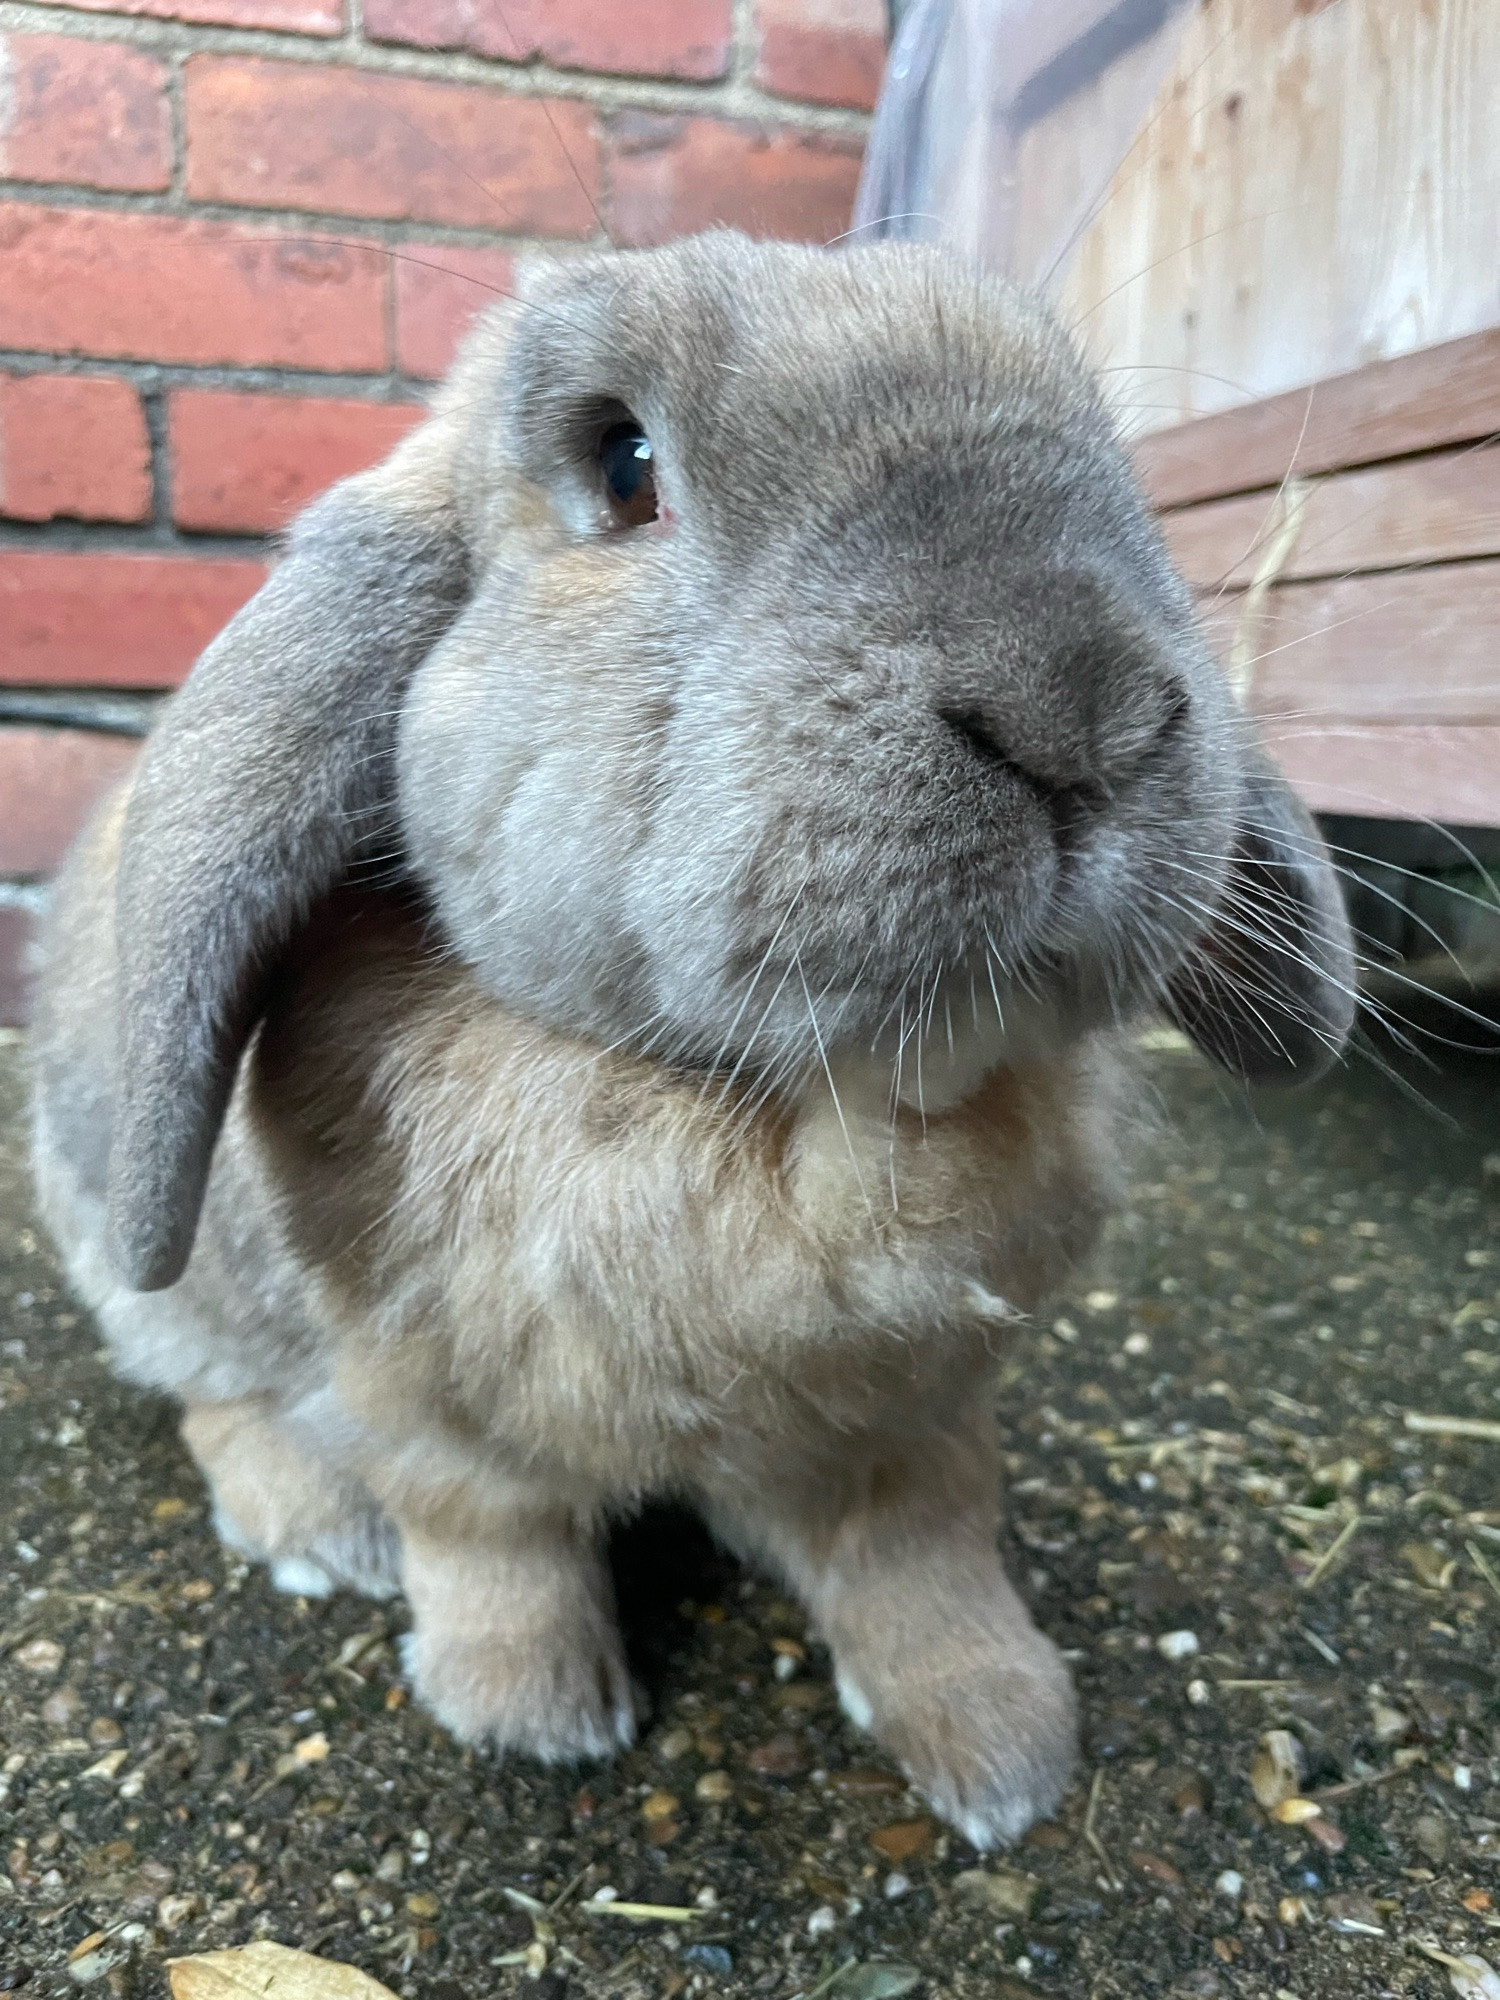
left=1163, top=747, right=1356, bottom=1086
left=107, top=425, right=470, bottom=1291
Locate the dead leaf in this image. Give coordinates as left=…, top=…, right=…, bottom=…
left=168, top=1941, right=401, bottom=2000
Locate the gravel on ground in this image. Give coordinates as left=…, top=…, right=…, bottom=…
left=2, top=1022, right=1499, bottom=2000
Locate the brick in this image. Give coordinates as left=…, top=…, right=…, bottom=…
left=0, top=374, right=151, bottom=524
left=0, top=203, right=389, bottom=371
left=0, top=34, right=172, bottom=192
left=55, top=0, right=340, bottom=36
left=0, top=551, right=266, bottom=689
left=754, top=0, right=885, bottom=111
left=364, top=0, right=732, bottom=82
left=0, top=901, right=36, bottom=1027
left=170, top=389, right=423, bottom=532
left=0, top=726, right=139, bottom=875
left=394, top=242, right=514, bottom=380
left=185, top=57, right=600, bottom=234
left=606, top=115, right=864, bottom=249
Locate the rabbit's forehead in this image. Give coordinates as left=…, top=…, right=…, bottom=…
left=584, top=239, right=1089, bottom=435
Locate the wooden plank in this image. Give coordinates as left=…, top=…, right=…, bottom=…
left=1263, top=725, right=1500, bottom=828
left=1193, top=563, right=1500, bottom=726
left=1133, top=327, right=1500, bottom=511
left=1160, top=443, right=1500, bottom=588
left=1062, top=0, right=1500, bottom=441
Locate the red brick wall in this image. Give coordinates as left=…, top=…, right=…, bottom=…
left=0, top=0, right=884, bottom=1019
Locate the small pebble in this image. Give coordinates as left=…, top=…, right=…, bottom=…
left=1157, top=1630, right=1199, bottom=1661
left=1215, top=1870, right=1243, bottom=1898
left=694, top=1770, right=733, bottom=1803
left=746, top=1733, right=807, bottom=1779
left=684, top=1945, right=733, bottom=1975
left=1130, top=1849, right=1183, bottom=1888
left=870, top=1818, right=937, bottom=1866
left=827, top=1767, right=904, bottom=1797
left=16, top=1641, right=62, bottom=1676
left=1304, top=1812, right=1347, bottom=1856
left=807, top=1905, right=837, bottom=1937
left=884, top=1872, right=911, bottom=1899
left=1323, top=1892, right=1384, bottom=1936
left=952, top=1868, right=1040, bottom=1919
left=1166, top=1769, right=1212, bottom=1814
left=1251, top=1730, right=1305, bottom=1811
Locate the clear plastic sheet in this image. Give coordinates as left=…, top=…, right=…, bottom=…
left=854, top=0, right=1196, bottom=292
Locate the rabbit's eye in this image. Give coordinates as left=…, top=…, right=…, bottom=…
left=599, top=421, right=658, bottom=529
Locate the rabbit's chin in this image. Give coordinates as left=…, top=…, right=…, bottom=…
left=824, top=979, right=1072, bottom=1122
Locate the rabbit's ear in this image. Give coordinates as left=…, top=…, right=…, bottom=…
left=107, top=426, right=470, bottom=1291
left=1163, top=748, right=1355, bottom=1085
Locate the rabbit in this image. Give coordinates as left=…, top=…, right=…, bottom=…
left=29, top=229, right=1354, bottom=1848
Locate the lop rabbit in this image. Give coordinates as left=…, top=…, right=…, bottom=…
left=31, top=233, right=1353, bottom=1845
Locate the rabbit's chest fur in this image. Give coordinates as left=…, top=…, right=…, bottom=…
left=239, top=894, right=1126, bottom=1505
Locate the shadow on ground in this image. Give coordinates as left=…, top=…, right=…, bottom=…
left=2, top=1022, right=1499, bottom=2000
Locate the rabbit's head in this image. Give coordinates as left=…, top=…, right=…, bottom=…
left=106, top=231, right=1354, bottom=1289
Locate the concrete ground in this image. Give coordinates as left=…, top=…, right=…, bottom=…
left=2, top=1020, right=1499, bottom=2000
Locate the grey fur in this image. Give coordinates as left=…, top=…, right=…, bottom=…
left=108, top=484, right=469, bottom=1290
left=30, top=231, right=1355, bottom=1845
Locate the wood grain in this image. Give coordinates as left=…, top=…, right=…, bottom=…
left=1134, top=328, right=1500, bottom=510
left=1261, top=724, right=1500, bottom=826
left=1160, top=443, right=1500, bottom=587
left=1059, top=0, right=1500, bottom=437
left=1193, top=563, right=1500, bottom=726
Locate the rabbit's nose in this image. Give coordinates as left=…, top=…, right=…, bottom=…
left=936, top=702, right=1014, bottom=770
left=937, top=700, right=1077, bottom=790
left=937, top=701, right=1112, bottom=841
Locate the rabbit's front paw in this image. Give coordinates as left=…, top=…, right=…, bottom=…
left=400, top=1619, right=639, bottom=1764
left=837, top=1639, right=1078, bottom=1848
